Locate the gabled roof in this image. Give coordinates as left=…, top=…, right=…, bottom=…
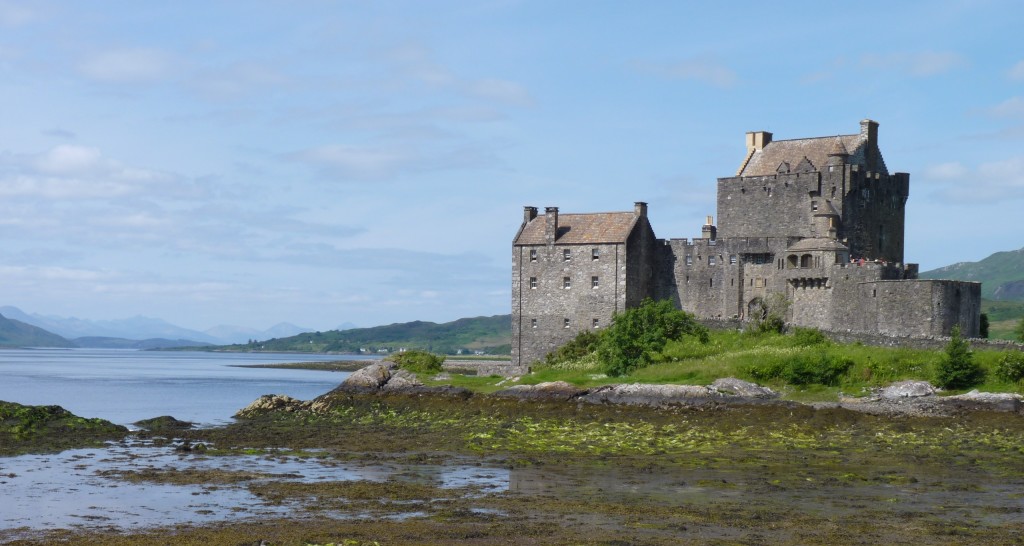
left=737, top=134, right=888, bottom=177
left=514, top=212, right=639, bottom=245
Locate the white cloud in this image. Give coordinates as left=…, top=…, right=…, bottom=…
left=924, top=156, right=1024, bottom=202
left=859, top=51, right=965, bottom=77
left=1008, top=60, right=1024, bottom=81
left=0, top=0, right=33, bottom=27
left=468, top=78, right=534, bottom=106
left=77, top=48, right=177, bottom=84
left=987, top=96, right=1024, bottom=119
left=634, top=56, right=737, bottom=88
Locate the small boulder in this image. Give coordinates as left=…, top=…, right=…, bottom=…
left=340, top=361, right=395, bottom=390
left=382, top=369, right=425, bottom=391
left=945, top=390, right=1023, bottom=413
left=710, top=378, right=778, bottom=399
left=134, top=415, right=194, bottom=431
left=235, top=394, right=308, bottom=418
left=880, top=380, right=936, bottom=399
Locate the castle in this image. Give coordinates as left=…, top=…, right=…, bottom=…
left=511, top=120, right=981, bottom=367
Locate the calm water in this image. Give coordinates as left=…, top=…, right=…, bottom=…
left=0, top=348, right=368, bottom=426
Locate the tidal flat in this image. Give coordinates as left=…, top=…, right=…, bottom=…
left=4, top=392, right=1024, bottom=544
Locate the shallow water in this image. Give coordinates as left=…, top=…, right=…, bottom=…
left=0, top=348, right=368, bottom=426
left=0, top=439, right=510, bottom=532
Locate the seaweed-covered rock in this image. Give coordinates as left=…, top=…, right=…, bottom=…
left=492, top=381, right=585, bottom=401
left=710, top=378, right=778, bottom=399
left=235, top=395, right=309, bottom=418
left=134, top=415, right=194, bottom=431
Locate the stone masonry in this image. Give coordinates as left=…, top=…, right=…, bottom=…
left=512, top=120, right=981, bottom=367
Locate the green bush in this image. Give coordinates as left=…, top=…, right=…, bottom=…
left=934, top=326, right=984, bottom=389
left=994, top=351, right=1024, bottom=383
left=597, top=298, right=709, bottom=377
left=1017, top=317, right=1024, bottom=342
left=387, top=350, right=445, bottom=374
left=744, top=351, right=852, bottom=386
left=790, top=327, right=829, bottom=347
left=544, top=330, right=603, bottom=368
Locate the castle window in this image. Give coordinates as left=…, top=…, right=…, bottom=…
left=563, top=277, right=571, bottom=289
left=731, top=278, right=734, bottom=286
left=531, top=319, right=537, bottom=329
left=592, top=248, right=600, bottom=261
left=729, top=255, right=737, bottom=265
left=811, top=201, right=818, bottom=211
left=788, top=255, right=798, bottom=269
left=591, top=276, right=599, bottom=289
left=686, top=255, right=692, bottom=266
left=801, top=254, right=812, bottom=268
left=563, top=249, right=571, bottom=262
left=709, top=256, right=716, bottom=266
left=564, top=318, right=570, bottom=328
left=529, top=277, right=537, bottom=289
left=709, top=278, right=713, bottom=287
left=529, top=249, right=537, bottom=262
left=592, top=318, right=600, bottom=329
left=872, top=289, right=877, bottom=298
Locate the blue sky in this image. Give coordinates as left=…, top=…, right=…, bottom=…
left=0, top=0, right=1021, bottom=331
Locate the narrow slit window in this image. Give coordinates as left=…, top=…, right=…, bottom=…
left=530, top=319, right=537, bottom=329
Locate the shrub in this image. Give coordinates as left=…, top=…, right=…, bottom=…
left=934, top=326, right=984, bottom=389
left=790, top=327, right=829, bottom=347
left=744, top=350, right=852, bottom=386
left=387, top=350, right=445, bottom=374
left=1017, top=317, right=1024, bottom=343
left=544, top=330, right=602, bottom=368
left=994, top=351, right=1024, bottom=383
left=597, top=298, right=709, bottom=377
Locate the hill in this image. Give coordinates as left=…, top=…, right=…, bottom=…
left=73, top=337, right=215, bottom=350
left=0, top=313, right=75, bottom=348
left=219, top=314, right=511, bottom=355
left=920, top=246, right=1024, bottom=301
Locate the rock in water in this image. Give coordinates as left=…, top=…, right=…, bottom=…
left=133, top=415, right=194, bottom=430
left=235, top=394, right=308, bottom=418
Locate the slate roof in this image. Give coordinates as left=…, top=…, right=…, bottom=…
left=514, top=212, right=639, bottom=245
left=786, top=237, right=849, bottom=252
left=738, top=134, right=888, bottom=177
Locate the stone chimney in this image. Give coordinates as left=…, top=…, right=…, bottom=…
left=701, top=215, right=717, bottom=240
left=523, top=206, right=538, bottom=223
left=860, top=119, right=879, bottom=171
left=634, top=201, right=647, bottom=218
left=544, top=207, right=559, bottom=245
left=745, top=131, right=773, bottom=152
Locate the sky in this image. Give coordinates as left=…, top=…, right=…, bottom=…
left=0, top=0, right=1022, bottom=332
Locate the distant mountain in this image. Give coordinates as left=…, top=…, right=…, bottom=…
left=203, top=322, right=312, bottom=345
left=336, top=322, right=358, bottom=331
left=0, top=307, right=221, bottom=343
left=221, top=314, right=511, bottom=355
left=73, top=337, right=215, bottom=350
left=920, top=246, right=1024, bottom=300
left=0, top=313, right=74, bottom=348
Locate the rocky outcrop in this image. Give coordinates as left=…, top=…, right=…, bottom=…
left=709, top=378, right=779, bottom=399
left=235, top=394, right=309, bottom=418
left=381, top=369, right=424, bottom=391
left=879, top=380, right=936, bottom=399
left=582, top=384, right=719, bottom=408
left=338, top=361, right=396, bottom=391
left=493, top=381, right=585, bottom=401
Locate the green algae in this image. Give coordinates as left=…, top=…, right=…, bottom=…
left=0, top=400, right=128, bottom=455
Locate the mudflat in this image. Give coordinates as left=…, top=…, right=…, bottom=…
left=5, top=389, right=1024, bottom=545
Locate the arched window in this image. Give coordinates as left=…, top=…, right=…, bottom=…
left=787, top=255, right=799, bottom=269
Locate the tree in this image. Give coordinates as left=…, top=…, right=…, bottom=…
left=749, top=293, right=790, bottom=334
left=934, top=325, right=984, bottom=389
left=979, top=313, right=989, bottom=339
left=1016, top=317, right=1024, bottom=343
left=597, top=298, right=709, bottom=377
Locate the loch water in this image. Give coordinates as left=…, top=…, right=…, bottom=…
left=0, top=348, right=365, bottom=426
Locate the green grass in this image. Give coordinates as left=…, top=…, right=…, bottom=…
left=496, top=329, right=1024, bottom=401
